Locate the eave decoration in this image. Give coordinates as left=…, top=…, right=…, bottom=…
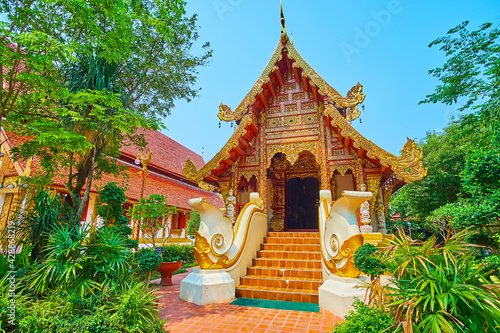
left=325, top=104, right=427, bottom=183
left=183, top=114, right=253, bottom=183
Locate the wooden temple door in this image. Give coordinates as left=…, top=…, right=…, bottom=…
left=285, top=176, right=319, bottom=231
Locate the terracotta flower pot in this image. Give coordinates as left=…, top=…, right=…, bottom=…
left=156, top=261, right=182, bottom=286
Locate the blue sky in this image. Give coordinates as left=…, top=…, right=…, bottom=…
left=163, top=0, right=500, bottom=161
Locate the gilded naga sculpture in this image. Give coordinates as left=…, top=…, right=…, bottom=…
left=318, top=189, right=372, bottom=278
left=190, top=193, right=267, bottom=285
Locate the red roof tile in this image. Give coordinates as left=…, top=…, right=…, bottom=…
left=121, top=129, right=205, bottom=177
left=2, top=129, right=223, bottom=210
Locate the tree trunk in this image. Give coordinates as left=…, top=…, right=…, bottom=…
left=74, top=147, right=96, bottom=226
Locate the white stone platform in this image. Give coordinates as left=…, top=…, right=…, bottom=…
left=180, top=268, right=235, bottom=306
left=318, top=275, right=369, bottom=318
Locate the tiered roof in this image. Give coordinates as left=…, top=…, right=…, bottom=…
left=183, top=15, right=426, bottom=191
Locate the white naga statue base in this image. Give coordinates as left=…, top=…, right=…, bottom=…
left=318, top=275, right=369, bottom=319
left=180, top=268, right=235, bottom=306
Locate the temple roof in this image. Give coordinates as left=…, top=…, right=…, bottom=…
left=121, top=129, right=206, bottom=178
left=183, top=36, right=427, bottom=189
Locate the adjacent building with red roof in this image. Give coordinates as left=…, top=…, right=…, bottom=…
left=0, top=128, right=223, bottom=246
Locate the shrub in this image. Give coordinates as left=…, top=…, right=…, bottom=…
left=104, top=280, right=165, bottom=332
left=7, top=189, right=70, bottom=262
left=28, top=225, right=131, bottom=297
left=1, top=275, right=27, bottom=332
left=0, top=254, right=8, bottom=278
left=162, top=244, right=195, bottom=263
left=482, top=254, right=500, bottom=276
left=137, top=250, right=162, bottom=272
left=95, top=182, right=136, bottom=249
left=136, top=249, right=162, bottom=284
left=18, top=282, right=164, bottom=333
left=330, top=299, right=394, bottom=333
left=186, top=211, right=200, bottom=236
left=354, top=243, right=385, bottom=279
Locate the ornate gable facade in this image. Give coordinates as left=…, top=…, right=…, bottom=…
left=183, top=23, right=426, bottom=232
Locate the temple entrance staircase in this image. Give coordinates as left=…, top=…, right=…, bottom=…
left=235, top=232, right=322, bottom=303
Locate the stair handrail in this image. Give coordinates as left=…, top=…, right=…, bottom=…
left=190, top=192, right=265, bottom=270
left=318, top=190, right=372, bottom=278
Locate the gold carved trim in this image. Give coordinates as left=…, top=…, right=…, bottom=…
left=383, top=185, right=394, bottom=219
left=218, top=43, right=284, bottom=122
left=239, top=170, right=258, bottom=182
left=324, top=105, right=427, bottom=183
left=367, top=176, right=382, bottom=216
left=330, top=164, right=355, bottom=177
left=266, top=141, right=318, bottom=168
left=287, top=172, right=318, bottom=180
left=183, top=114, right=253, bottom=182
left=193, top=206, right=264, bottom=269
left=286, top=41, right=365, bottom=118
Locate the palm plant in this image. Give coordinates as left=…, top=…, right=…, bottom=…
left=6, top=189, right=70, bottom=262
left=377, top=229, right=500, bottom=333
left=28, top=224, right=131, bottom=297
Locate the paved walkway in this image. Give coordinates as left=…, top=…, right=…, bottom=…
left=155, top=269, right=342, bottom=333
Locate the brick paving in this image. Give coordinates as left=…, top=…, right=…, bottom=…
left=155, top=268, right=343, bottom=333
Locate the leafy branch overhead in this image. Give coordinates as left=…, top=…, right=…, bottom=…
left=1, top=0, right=211, bottom=225
left=421, top=21, right=500, bottom=128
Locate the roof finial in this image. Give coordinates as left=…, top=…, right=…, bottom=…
left=280, top=0, right=288, bottom=44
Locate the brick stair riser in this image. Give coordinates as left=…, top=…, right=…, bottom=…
left=237, top=232, right=322, bottom=304
left=257, top=250, right=321, bottom=260
left=236, top=288, right=319, bottom=303
left=253, top=258, right=322, bottom=269
left=248, top=267, right=322, bottom=279
left=267, top=232, right=320, bottom=238
left=263, top=237, right=320, bottom=245
left=240, top=277, right=322, bottom=290
left=260, top=244, right=320, bottom=252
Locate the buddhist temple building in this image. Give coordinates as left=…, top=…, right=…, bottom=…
left=0, top=128, right=222, bottom=248
left=179, top=5, right=427, bottom=306
left=182, top=15, right=426, bottom=235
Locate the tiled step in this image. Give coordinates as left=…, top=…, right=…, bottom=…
left=267, top=232, right=319, bottom=238
left=260, top=243, right=320, bottom=252
left=263, top=237, right=320, bottom=244
left=253, top=258, right=322, bottom=269
left=257, top=250, right=321, bottom=260
left=236, top=285, right=319, bottom=303
left=240, top=276, right=323, bottom=290
left=236, top=231, right=322, bottom=304
left=248, top=267, right=322, bottom=280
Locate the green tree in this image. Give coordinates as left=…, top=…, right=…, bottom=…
left=95, top=182, right=137, bottom=249
left=391, top=118, right=477, bottom=221
left=393, top=21, right=500, bottom=248
left=421, top=21, right=500, bottom=130
left=426, top=131, right=500, bottom=249
left=3, top=0, right=211, bottom=226
left=186, top=210, right=201, bottom=236
left=131, top=194, right=177, bottom=248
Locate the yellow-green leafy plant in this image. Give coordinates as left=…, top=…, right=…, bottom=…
left=377, top=229, right=500, bottom=332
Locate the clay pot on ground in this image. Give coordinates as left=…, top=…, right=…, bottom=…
left=156, top=262, right=182, bottom=286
